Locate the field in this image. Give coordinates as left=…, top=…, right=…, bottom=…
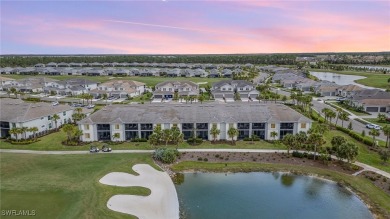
left=0, top=153, right=156, bottom=219
left=365, top=118, right=390, bottom=127
left=309, top=69, right=390, bottom=89
left=3, top=75, right=222, bottom=87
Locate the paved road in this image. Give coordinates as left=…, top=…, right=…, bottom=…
left=1, top=149, right=389, bottom=178
left=271, top=87, right=387, bottom=141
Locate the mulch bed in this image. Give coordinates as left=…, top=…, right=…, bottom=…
left=358, top=171, right=390, bottom=196
left=177, top=152, right=361, bottom=175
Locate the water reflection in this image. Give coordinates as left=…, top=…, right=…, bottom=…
left=309, top=71, right=382, bottom=90
left=280, top=174, right=295, bottom=187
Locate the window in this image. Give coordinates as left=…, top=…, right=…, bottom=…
left=301, top=123, right=306, bottom=129
left=271, top=123, right=275, bottom=128
left=125, top=123, right=138, bottom=130
left=63, top=112, right=66, bottom=116
left=84, top=124, right=90, bottom=130
left=115, top=124, right=120, bottom=129
left=48, top=115, right=51, bottom=120
left=84, top=133, right=90, bottom=138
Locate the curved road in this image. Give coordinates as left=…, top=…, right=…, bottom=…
left=1, top=148, right=389, bottom=179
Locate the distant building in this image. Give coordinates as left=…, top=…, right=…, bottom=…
left=153, top=81, right=199, bottom=100
left=90, top=80, right=145, bottom=99
left=211, top=80, right=259, bottom=102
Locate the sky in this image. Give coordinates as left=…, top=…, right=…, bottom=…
left=1, top=0, right=389, bottom=54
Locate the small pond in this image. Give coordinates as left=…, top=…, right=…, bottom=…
left=175, top=172, right=373, bottom=219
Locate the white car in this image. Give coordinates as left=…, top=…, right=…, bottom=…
left=52, top=101, right=59, bottom=106
left=87, top=104, right=95, bottom=109
left=366, top=124, right=381, bottom=130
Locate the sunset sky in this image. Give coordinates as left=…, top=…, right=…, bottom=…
left=1, top=0, right=389, bottom=54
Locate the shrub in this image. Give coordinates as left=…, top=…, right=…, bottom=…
left=203, top=158, right=208, bottom=162
left=198, top=157, right=203, bottom=161
left=131, top=138, right=147, bottom=142
left=153, top=148, right=180, bottom=164
left=187, top=137, right=203, bottom=145
left=292, top=151, right=304, bottom=158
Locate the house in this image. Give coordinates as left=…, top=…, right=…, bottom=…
left=0, top=76, right=15, bottom=91
left=209, top=69, right=220, bottom=78
left=0, top=67, right=14, bottom=74
left=211, top=80, right=259, bottom=102
left=46, top=62, right=57, bottom=67
left=222, top=69, right=233, bottom=78
left=336, top=84, right=366, bottom=97
left=194, top=69, right=208, bottom=77
left=351, top=89, right=390, bottom=112
left=0, top=98, right=74, bottom=139
left=34, top=63, right=45, bottom=68
left=314, top=82, right=340, bottom=96
left=6, top=77, right=59, bottom=93
left=44, top=78, right=98, bottom=96
left=153, top=81, right=199, bottom=101
left=57, top=62, right=70, bottom=67
left=166, top=69, right=181, bottom=77
left=78, top=103, right=312, bottom=142
left=111, top=69, right=130, bottom=76
left=90, top=80, right=145, bottom=99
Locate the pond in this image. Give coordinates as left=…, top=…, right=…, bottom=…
left=175, top=172, right=373, bottom=219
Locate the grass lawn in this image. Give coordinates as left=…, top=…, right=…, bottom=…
left=0, top=153, right=157, bottom=219
left=365, top=118, right=390, bottom=127
left=0, top=129, right=284, bottom=151
left=322, top=129, right=390, bottom=173
left=4, top=75, right=222, bottom=87
left=330, top=101, right=370, bottom=116
left=309, top=69, right=390, bottom=89
left=171, top=161, right=390, bottom=218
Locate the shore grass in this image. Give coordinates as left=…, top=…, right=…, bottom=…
left=171, top=161, right=390, bottom=219
left=0, top=153, right=158, bottom=219
left=309, top=69, right=390, bottom=89
left=4, top=75, right=221, bottom=87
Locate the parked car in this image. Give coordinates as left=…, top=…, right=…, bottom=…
left=336, top=97, right=346, bottom=101
left=101, top=144, right=112, bottom=152
left=52, top=101, right=59, bottom=106
left=366, top=123, right=381, bottom=130
left=87, top=104, right=95, bottom=109
left=89, top=146, right=99, bottom=153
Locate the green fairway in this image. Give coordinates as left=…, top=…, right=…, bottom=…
left=0, top=128, right=282, bottom=151
left=309, top=69, right=390, bottom=89
left=171, top=161, right=390, bottom=218
left=4, top=75, right=222, bottom=87
left=0, top=153, right=155, bottom=219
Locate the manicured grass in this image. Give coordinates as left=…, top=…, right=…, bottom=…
left=0, top=153, right=157, bottom=219
left=365, top=118, right=390, bottom=127
left=4, top=75, right=222, bottom=87
left=322, top=129, right=390, bottom=173
left=0, top=129, right=283, bottom=151
left=310, top=69, right=390, bottom=89
left=330, top=101, right=369, bottom=116
left=171, top=161, right=390, bottom=218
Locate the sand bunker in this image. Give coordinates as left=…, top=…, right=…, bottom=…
left=99, top=164, right=179, bottom=219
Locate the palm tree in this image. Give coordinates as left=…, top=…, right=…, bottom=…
left=52, top=114, right=60, bottom=130
left=73, top=128, right=83, bottom=143
left=112, top=133, right=120, bottom=142
left=282, top=134, right=295, bottom=155
left=171, top=127, right=184, bottom=148
left=270, top=131, right=278, bottom=141
left=227, top=126, right=238, bottom=145
left=102, top=93, right=108, bottom=104
left=62, top=124, right=74, bottom=143
left=161, top=128, right=172, bottom=147
left=382, top=125, right=390, bottom=148
left=335, top=107, right=343, bottom=125
left=210, top=124, right=220, bottom=142
left=295, top=131, right=308, bottom=152
left=10, top=87, right=17, bottom=98
left=308, top=132, right=325, bottom=160
left=197, top=95, right=205, bottom=104
left=369, top=129, right=380, bottom=147
left=328, top=111, right=336, bottom=125
left=28, top=127, right=38, bottom=140
left=149, top=133, right=159, bottom=147
left=9, top=127, right=20, bottom=141
left=75, top=107, right=83, bottom=114
left=20, top=127, right=28, bottom=140
left=339, top=111, right=349, bottom=128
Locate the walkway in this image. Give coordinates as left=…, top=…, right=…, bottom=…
left=1, top=148, right=389, bottom=178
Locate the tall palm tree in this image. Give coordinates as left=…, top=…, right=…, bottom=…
left=210, top=124, right=220, bottom=142
left=52, top=114, right=60, bottom=130
left=339, top=112, right=349, bottom=128
left=282, top=134, right=295, bottom=155
left=161, top=128, right=172, bottom=147
left=171, top=127, right=184, bottom=148
left=102, top=93, right=108, bottom=104
left=62, top=124, right=74, bottom=143
left=308, top=132, right=325, bottom=160
left=369, top=129, right=380, bottom=147
left=335, top=107, right=343, bottom=125
left=9, top=127, right=20, bottom=141
left=28, top=127, right=39, bottom=140
left=20, top=127, right=28, bottom=140
left=382, top=125, right=390, bottom=148
left=227, top=126, right=238, bottom=145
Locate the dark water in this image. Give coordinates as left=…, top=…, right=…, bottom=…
left=175, top=172, right=373, bottom=219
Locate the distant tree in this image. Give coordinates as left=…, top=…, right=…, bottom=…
left=339, top=112, right=349, bottom=128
